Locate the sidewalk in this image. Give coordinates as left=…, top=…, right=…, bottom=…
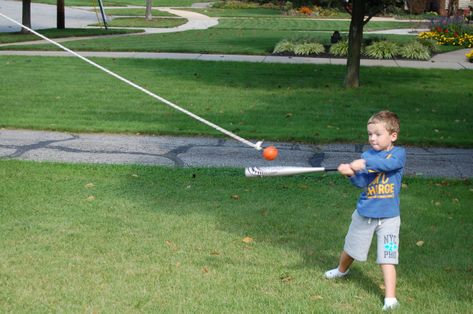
left=1, top=129, right=472, bottom=179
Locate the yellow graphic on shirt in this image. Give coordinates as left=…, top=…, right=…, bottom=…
left=366, top=173, right=395, bottom=199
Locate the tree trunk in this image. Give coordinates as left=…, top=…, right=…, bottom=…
left=21, top=0, right=31, bottom=33
left=447, top=0, right=458, bottom=16
left=344, top=0, right=366, bottom=88
left=57, top=0, right=65, bottom=29
left=145, top=0, right=153, bottom=21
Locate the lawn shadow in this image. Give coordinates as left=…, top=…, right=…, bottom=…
left=117, top=166, right=473, bottom=305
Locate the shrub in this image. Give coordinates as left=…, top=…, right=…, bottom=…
left=293, top=42, right=325, bottom=55
left=273, top=39, right=296, bottom=53
left=399, top=41, right=431, bottom=60
left=212, top=1, right=259, bottom=9
left=417, top=37, right=440, bottom=53
left=329, top=40, right=349, bottom=57
left=364, top=41, right=400, bottom=59
left=298, top=6, right=313, bottom=15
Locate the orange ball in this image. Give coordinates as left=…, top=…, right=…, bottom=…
left=262, top=145, right=278, bottom=161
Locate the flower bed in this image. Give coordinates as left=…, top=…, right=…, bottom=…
left=466, top=49, right=473, bottom=62
left=418, top=16, right=473, bottom=48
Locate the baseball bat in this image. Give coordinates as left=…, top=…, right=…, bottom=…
left=245, top=166, right=338, bottom=177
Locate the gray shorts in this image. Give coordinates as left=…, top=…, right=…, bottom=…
left=344, top=210, right=400, bottom=264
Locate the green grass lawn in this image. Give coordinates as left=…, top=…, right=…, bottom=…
left=215, top=18, right=414, bottom=31
left=1, top=56, right=472, bottom=147
left=0, top=28, right=143, bottom=44
left=0, top=160, right=471, bottom=312
left=99, top=17, right=188, bottom=28
left=104, top=8, right=175, bottom=17
left=190, top=7, right=285, bottom=17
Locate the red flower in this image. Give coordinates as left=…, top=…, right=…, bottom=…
left=454, top=32, right=458, bottom=37
left=436, top=26, right=442, bottom=32
left=444, top=29, right=448, bottom=33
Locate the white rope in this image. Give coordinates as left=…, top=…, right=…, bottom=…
left=0, top=12, right=263, bottom=151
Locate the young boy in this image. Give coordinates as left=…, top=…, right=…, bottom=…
left=324, top=111, right=406, bottom=311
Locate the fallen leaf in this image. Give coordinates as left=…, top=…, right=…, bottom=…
left=84, top=183, right=95, bottom=189
left=210, top=251, right=220, bottom=256
left=231, top=195, right=240, bottom=200
left=379, top=284, right=386, bottom=290
left=131, top=174, right=139, bottom=178
left=202, top=267, right=209, bottom=273
left=280, top=273, right=293, bottom=283
left=86, top=195, right=96, bottom=201
left=242, top=236, right=254, bottom=244
left=176, top=262, right=181, bottom=268
left=285, top=112, right=293, bottom=118
left=310, top=295, right=323, bottom=301
left=416, top=240, right=424, bottom=247
left=402, top=183, right=408, bottom=189
left=452, top=198, right=459, bottom=203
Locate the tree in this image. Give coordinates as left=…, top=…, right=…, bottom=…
left=447, top=0, right=458, bottom=16
left=145, top=0, right=153, bottom=21
left=57, top=0, right=65, bottom=29
left=343, top=0, right=401, bottom=88
left=21, top=0, right=31, bottom=34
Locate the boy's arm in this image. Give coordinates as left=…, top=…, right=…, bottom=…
left=338, top=163, right=355, bottom=177
left=338, top=162, right=372, bottom=188
left=351, top=148, right=406, bottom=173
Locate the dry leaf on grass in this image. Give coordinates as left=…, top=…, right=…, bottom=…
left=242, top=236, right=254, bottom=244
left=416, top=240, right=425, bottom=247
left=310, top=295, right=323, bottom=301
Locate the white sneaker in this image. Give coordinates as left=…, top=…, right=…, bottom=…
left=382, top=299, right=400, bottom=311
left=324, top=267, right=349, bottom=279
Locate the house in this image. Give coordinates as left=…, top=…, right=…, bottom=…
left=437, top=0, right=472, bottom=16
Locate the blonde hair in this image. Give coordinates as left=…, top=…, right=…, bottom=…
left=368, top=111, right=400, bottom=134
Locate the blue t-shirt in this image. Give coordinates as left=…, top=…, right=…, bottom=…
left=349, top=146, right=406, bottom=218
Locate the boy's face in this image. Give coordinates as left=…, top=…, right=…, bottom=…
left=367, top=122, right=397, bottom=151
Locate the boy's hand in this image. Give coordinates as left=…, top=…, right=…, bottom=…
left=338, top=163, right=355, bottom=177
left=350, top=159, right=366, bottom=172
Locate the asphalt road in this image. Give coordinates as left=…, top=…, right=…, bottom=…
left=0, top=0, right=97, bottom=33
left=1, top=129, right=472, bottom=179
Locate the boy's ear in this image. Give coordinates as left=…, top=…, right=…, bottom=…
left=390, top=132, right=398, bottom=142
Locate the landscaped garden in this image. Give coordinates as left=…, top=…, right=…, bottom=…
left=2, top=2, right=470, bottom=61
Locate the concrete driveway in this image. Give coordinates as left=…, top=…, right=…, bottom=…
left=0, top=0, right=98, bottom=33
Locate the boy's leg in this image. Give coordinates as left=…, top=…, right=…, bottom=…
left=381, top=264, right=396, bottom=298
left=381, top=264, right=399, bottom=310
left=324, top=250, right=354, bottom=279
left=338, top=250, right=354, bottom=273
left=376, top=216, right=400, bottom=310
